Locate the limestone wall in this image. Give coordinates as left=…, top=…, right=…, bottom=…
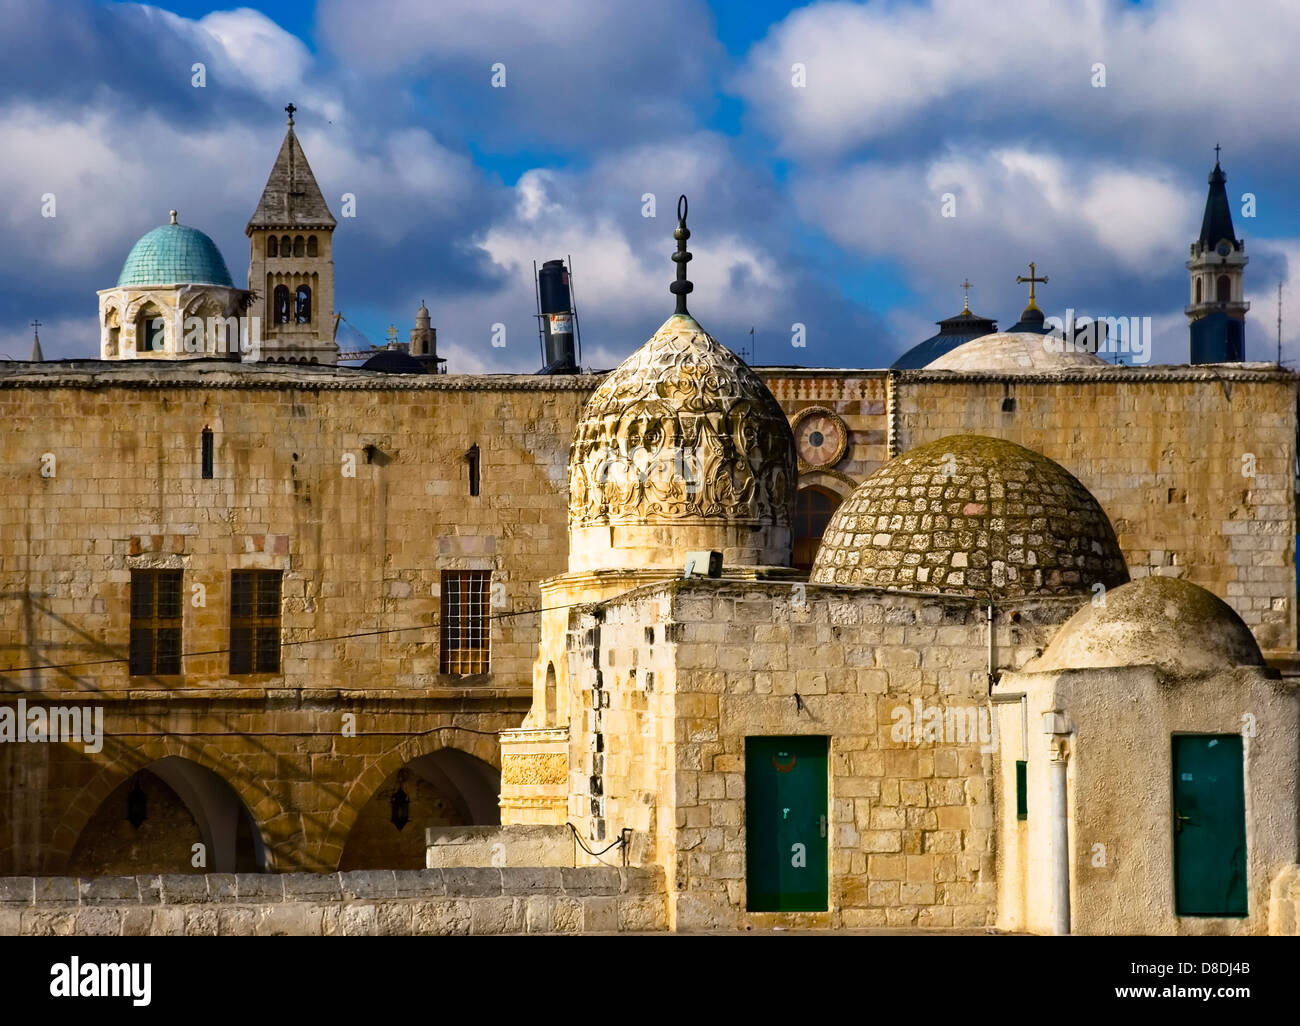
left=562, top=579, right=1079, bottom=930
left=0, top=867, right=666, bottom=935
left=0, top=367, right=592, bottom=873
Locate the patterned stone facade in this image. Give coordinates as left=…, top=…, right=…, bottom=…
left=568, top=314, right=797, bottom=572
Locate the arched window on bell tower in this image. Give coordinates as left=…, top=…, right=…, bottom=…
left=1216, top=275, right=1231, bottom=303
left=294, top=285, right=311, bottom=324
left=1195, top=278, right=1202, bottom=304
left=267, top=235, right=278, bottom=258
left=273, top=285, right=290, bottom=326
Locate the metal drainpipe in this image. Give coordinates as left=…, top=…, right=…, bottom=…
left=1046, top=725, right=1072, bottom=936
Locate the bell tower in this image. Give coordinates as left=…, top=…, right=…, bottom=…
left=1187, top=146, right=1248, bottom=363
left=246, top=103, right=339, bottom=364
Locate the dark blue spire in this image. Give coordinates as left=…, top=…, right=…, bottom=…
left=1198, top=150, right=1238, bottom=249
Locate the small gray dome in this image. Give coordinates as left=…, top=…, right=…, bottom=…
left=1030, top=575, right=1263, bottom=676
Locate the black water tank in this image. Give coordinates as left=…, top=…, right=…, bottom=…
left=538, top=259, right=577, bottom=373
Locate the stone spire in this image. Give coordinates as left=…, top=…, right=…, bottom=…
left=246, top=104, right=337, bottom=233
left=30, top=319, right=43, bottom=362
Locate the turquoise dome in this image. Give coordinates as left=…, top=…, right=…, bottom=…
left=117, top=218, right=234, bottom=288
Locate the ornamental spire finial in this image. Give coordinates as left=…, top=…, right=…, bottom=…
left=670, top=194, right=693, bottom=316
left=285, top=102, right=296, bottom=126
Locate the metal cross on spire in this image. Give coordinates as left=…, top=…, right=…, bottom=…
left=670, top=194, right=693, bottom=316
left=960, top=279, right=973, bottom=313
left=30, top=318, right=41, bottom=338
left=1016, top=262, right=1049, bottom=310
left=285, top=102, right=296, bottom=125
left=1215, top=142, right=1221, bottom=164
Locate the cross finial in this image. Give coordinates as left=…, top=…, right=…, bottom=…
left=30, top=318, right=41, bottom=338
left=960, top=278, right=973, bottom=313
left=285, top=102, right=296, bottom=125
left=1015, top=261, right=1049, bottom=310
left=670, top=194, right=693, bottom=316
left=1214, top=142, right=1221, bottom=164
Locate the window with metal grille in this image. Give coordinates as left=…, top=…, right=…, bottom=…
left=230, top=570, right=282, bottom=675
left=440, top=570, right=490, bottom=675
left=130, top=570, right=183, bottom=675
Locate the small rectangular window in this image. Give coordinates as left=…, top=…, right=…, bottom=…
left=130, top=570, right=183, bottom=675
left=1016, top=760, right=1028, bottom=820
left=467, top=444, right=480, bottom=497
left=440, top=570, right=490, bottom=675
left=230, top=570, right=282, bottom=675
left=201, top=428, right=214, bottom=479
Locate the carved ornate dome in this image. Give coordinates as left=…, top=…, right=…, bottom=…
left=925, top=331, right=1107, bottom=371
left=810, top=434, right=1128, bottom=596
left=567, top=312, right=796, bottom=573
left=1029, top=575, right=1263, bottom=676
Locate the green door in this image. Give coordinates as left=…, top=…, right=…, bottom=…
left=1172, top=734, right=1247, bottom=917
left=745, top=735, right=828, bottom=912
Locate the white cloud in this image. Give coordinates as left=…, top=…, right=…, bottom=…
left=735, top=0, right=1300, bottom=159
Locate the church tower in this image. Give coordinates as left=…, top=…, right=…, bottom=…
left=246, top=104, right=339, bottom=364
left=1187, top=148, right=1248, bottom=363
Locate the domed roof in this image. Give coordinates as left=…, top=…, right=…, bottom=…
left=1029, top=574, right=1263, bottom=676
left=118, top=214, right=234, bottom=288
left=810, top=434, right=1128, bottom=596
left=567, top=312, right=796, bottom=573
left=925, top=331, right=1107, bottom=371
left=360, top=349, right=427, bottom=374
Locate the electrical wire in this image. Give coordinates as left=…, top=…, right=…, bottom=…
left=0, top=599, right=591, bottom=677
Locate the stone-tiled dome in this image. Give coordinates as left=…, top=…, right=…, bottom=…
left=118, top=219, right=234, bottom=288
left=1029, top=575, right=1263, bottom=676
left=925, top=331, right=1108, bottom=371
left=810, top=435, right=1128, bottom=596
left=567, top=313, right=796, bottom=573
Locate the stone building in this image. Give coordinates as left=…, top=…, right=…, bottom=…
left=1, top=119, right=1298, bottom=935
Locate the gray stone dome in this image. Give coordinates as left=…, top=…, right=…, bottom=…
left=810, top=434, right=1128, bottom=596
left=1029, top=574, right=1264, bottom=676
left=925, top=331, right=1108, bottom=371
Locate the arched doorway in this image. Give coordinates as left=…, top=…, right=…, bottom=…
left=339, top=749, right=501, bottom=870
left=68, top=756, right=265, bottom=875
left=793, top=486, right=842, bottom=572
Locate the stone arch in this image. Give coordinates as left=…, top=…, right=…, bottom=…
left=1195, top=277, right=1203, bottom=304
left=135, top=302, right=167, bottom=354
left=293, top=235, right=305, bottom=257
left=1217, top=274, right=1231, bottom=303
left=321, top=729, right=500, bottom=869
left=267, top=235, right=278, bottom=258
left=307, top=235, right=318, bottom=257
left=54, top=742, right=273, bottom=874
left=280, top=234, right=291, bottom=255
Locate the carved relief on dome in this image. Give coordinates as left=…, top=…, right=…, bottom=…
left=569, top=318, right=795, bottom=529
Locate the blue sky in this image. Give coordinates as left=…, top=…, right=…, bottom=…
left=3, top=0, right=1299, bottom=370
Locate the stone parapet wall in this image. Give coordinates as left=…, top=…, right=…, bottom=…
left=0, top=866, right=665, bottom=936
